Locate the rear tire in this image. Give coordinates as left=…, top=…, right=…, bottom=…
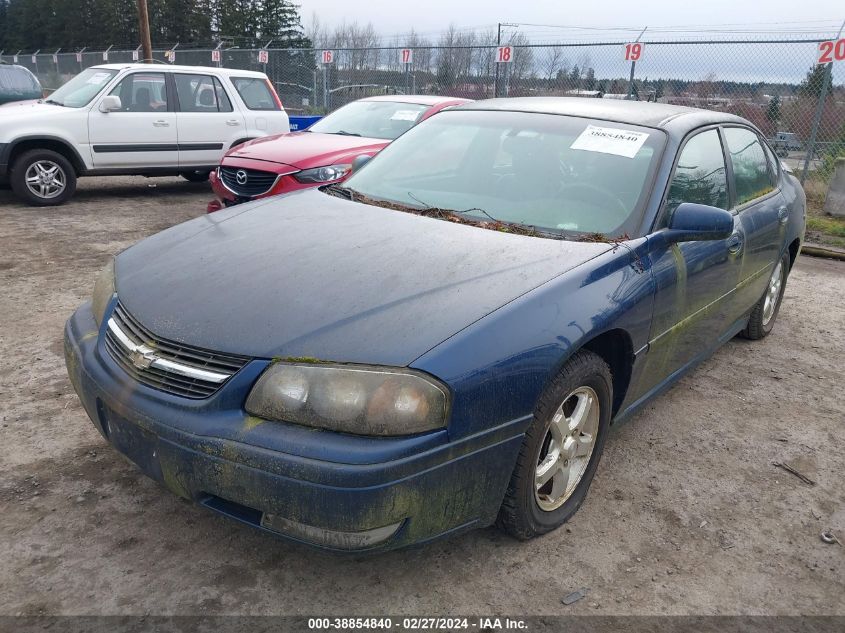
left=181, top=170, right=210, bottom=183
left=10, top=149, right=77, bottom=206
left=497, top=350, right=612, bottom=540
left=740, top=251, right=789, bottom=340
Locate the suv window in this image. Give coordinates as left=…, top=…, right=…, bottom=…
left=232, top=77, right=279, bottom=110
left=666, top=129, right=728, bottom=216
left=108, top=72, right=167, bottom=112
left=0, top=65, right=42, bottom=104
left=724, top=127, right=775, bottom=206
left=174, top=73, right=233, bottom=113
left=46, top=67, right=117, bottom=107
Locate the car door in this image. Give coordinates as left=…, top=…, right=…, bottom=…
left=633, top=127, right=744, bottom=398
left=89, top=71, right=178, bottom=168
left=722, top=126, right=786, bottom=313
left=173, top=72, right=245, bottom=167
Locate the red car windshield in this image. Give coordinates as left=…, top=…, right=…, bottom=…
left=308, top=101, right=429, bottom=140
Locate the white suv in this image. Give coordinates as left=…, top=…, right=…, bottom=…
left=0, top=64, right=290, bottom=206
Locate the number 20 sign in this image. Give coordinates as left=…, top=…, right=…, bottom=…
left=496, top=46, right=513, bottom=63
left=818, top=39, right=845, bottom=64
left=624, top=42, right=643, bottom=61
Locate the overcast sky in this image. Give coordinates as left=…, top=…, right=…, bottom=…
left=299, top=0, right=843, bottom=39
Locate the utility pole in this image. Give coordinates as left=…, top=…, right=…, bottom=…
left=494, top=23, right=501, bottom=98
left=137, top=0, right=153, bottom=63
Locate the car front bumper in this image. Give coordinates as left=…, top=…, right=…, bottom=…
left=64, top=302, right=523, bottom=552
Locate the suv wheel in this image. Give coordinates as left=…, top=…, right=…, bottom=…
left=11, top=149, right=77, bottom=206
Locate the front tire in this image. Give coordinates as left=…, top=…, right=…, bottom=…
left=181, top=170, right=210, bottom=183
left=740, top=251, right=789, bottom=340
left=10, top=149, right=77, bottom=206
left=497, top=350, right=612, bottom=540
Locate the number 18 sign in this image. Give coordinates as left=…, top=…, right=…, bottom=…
left=496, top=46, right=513, bottom=63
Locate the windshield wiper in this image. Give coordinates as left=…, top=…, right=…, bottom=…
left=323, top=183, right=357, bottom=200
left=333, top=130, right=362, bottom=136
left=43, top=99, right=65, bottom=106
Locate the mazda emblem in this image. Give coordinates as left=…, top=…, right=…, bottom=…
left=236, top=170, right=248, bottom=185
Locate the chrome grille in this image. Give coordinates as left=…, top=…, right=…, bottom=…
left=219, top=166, right=279, bottom=198
left=104, top=302, right=250, bottom=399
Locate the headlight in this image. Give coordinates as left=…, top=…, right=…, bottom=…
left=245, top=362, right=449, bottom=436
left=293, top=164, right=352, bottom=184
left=91, top=258, right=116, bottom=326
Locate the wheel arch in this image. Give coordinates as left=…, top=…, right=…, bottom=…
left=574, top=328, right=635, bottom=419
left=8, top=136, right=86, bottom=175
left=787, top=237, right=801, bottom=270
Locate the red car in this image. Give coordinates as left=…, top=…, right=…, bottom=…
left=208, top=95, right=471, bottom=210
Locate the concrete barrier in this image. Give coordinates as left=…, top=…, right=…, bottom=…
left=824, top=157, right=845, bottom=218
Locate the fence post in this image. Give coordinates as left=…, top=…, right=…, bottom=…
left=626, top=26, right=647, bottom=101
left=494, top=23, right=502, bottom=98
left=801, top=20, right=844, bottom=184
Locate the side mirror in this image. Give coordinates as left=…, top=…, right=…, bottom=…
left=351, top=154, right=372, bottom=172
left=99, top=95, right=122, bottom=113
left=664, top=203, right=734, bottom=243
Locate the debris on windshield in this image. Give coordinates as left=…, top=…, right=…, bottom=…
left=324, top=185, right=555, bottom=239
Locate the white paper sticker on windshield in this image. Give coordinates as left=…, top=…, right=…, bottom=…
left=87, top=72, right=113, bottom=85
left=570, top=125, right=649, bottom=158
left=391, top=109, right=421, bottom=122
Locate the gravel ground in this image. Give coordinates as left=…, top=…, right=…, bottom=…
left=0, top=176, right=843, bottom=616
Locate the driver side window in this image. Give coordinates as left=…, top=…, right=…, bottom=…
left=665, top=129, right=728, bottom=223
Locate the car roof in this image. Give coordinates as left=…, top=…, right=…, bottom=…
left=456, top=97, right=750, bottom=135
left=359, top=94, right=472, bottom=106
left=91, top=63, right=267, bottom=78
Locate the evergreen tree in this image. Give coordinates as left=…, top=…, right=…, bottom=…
left=765, top=95, right=781, bottom=125
left=798, top=64, right=830, bottom=98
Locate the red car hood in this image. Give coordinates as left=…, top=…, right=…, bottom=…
left=224, top=132, right=389, bottom=169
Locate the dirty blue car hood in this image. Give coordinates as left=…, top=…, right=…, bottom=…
left=115, top=189, right=611, bottom=366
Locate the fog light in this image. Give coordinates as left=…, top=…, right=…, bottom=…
left=260, top=513, right=403, bottom=549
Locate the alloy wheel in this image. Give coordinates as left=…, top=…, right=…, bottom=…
left=762, top=260, right=784, bottom=326
left=25, top=160, right=66, bottom=200
left=534, top=386, right=600, bottom=512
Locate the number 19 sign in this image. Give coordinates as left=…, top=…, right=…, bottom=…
left=496, top=46, right=513, bottom=63
left=624, top=42, right=643, bottom=61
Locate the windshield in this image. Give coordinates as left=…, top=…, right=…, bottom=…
left=343, top=110, right=665, bottom=238
left=46, top=68, right=118, bottom=107
left=309, top=100, right=430, bottom=140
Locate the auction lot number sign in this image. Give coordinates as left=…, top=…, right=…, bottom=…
left=818, top=38, right=845, bottom=63
left=624, top=42, right=643, bottom=61
left=496, top=46, right=513, bottom=63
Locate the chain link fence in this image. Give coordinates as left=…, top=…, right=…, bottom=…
left=2, top=38, right=844, bottom=198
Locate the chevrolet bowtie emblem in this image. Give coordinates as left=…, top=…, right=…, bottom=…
left=130, top=345, right=157, bottom=370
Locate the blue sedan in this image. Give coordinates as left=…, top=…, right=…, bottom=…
left=64, top=98, right=805, bottom=552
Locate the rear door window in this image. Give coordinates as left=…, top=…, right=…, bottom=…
left=723, top=127, right=775, bottom=206
left=231, top=77, right=279, bottom=111
left=174, top=73, right=233, bottom=113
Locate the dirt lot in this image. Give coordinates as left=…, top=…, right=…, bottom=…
left=0, top=176, right=843, bottom=616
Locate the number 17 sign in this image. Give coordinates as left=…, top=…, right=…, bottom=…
left=401, top=49, right=413, bottom=64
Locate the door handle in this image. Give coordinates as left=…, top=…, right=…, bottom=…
left=727, top=233, right=743, bottom=254
left=777, top=206, right=789, bottom=225
left=225, top=119, right=240, bottom=126
left=153, top=120, right=170, bottom=127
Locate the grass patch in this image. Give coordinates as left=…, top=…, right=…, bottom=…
left=807, top=216, right=845, bottom=239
